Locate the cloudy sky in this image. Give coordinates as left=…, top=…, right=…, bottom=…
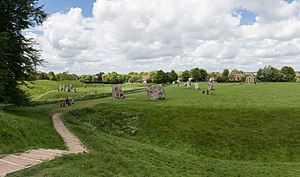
left=26, top=0, right=300, bottom=74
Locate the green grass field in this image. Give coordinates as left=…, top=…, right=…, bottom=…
left=4, top=82, right=300, bottom=176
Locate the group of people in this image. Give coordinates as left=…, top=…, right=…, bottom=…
left=59, top=97, right=75, bottom=107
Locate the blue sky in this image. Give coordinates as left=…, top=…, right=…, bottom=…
left=38, top=0, right=95, bottom=17
left=233, top=8, right=256, bottom=26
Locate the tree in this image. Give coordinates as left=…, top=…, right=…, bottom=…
left=199, top=69, right=208, bottom=81
left=281, top=66, right=295, bottom=81
left=96, top=72, right=105, bottom=81
left=128, top=75, right=139, bottom=83
left=0, top=0, right=47, bottom=104
left=219, top=69, right=229, bottom=82
left=257, top=65, right=282, bottom=82
left=165, top=72, right=171, bottom=83
left=216, top=76, right=227, bottom=83
left=109, top=72, right=120, bottom=84
left=230, top=69, right=243, bottom=75
left=153, top=70, right=166, bottom=84
left=47, top=71, right=56, bottom=81
left=190, top=68, right=201, bottom=81
left=181, top=70, right=190, bottom=82
left=222, top=69, right=229, bottom=77
left=56, top=72, right=78, bottom=81
left=149, top=70, right=158, bottom=79
left=126, top=72, right=139, bottom=83
left=102, top=74, right=110, bottom=82
left=37, top=71, right=48, bottom=80
left=105, top=72, right=125, bottom=84
left=169, top=70, right=178, bottom=82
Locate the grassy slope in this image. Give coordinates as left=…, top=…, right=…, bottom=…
left=8, top=82, right=300, bottom=177
left=21, top=80, right=83, bottom=100
left=0, top=106, right=65, bottom=154
left=22, top=80, right=147, bottom=101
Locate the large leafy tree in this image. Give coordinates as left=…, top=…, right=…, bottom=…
left=199, top=69, right=208, bottom=81
left=181, top=70, right=190, bottom=82
left=257, top=65, right=283, bottom=82
left=153, top=70, right=166, bottom=84
left=281, top=66, right=296, bottom=81
left=222, top=69, right=229, bottom=77
left=230, top=69, right=244, bottom=75
left=0, top=0, right=47, bottom=104
left=190, top=68, right=201, bottom=81
left=169, top=70, right=178, bottom=82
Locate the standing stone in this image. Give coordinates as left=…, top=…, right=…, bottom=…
left=147, top=84, right=166, bottom=100
left=112, top=85, right=125, bottom=99
left=206, top=79, right=215, bottom=95
left=186, top=79, right=191, bottom=88
left=208, top=81, right=213, bottom=90
left=73, top=87, right=76, bottom=93
left=70, top=84, right=73, bottom=89
left=195, top=82, right=199, bottom=90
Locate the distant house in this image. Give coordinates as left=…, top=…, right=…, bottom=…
left=245, top=75, right=257, bottom=83
left=296, top=73, right=300, bottom=82
left=142, top=76, right=151, bottom=83
left=209, top=74, right=222, bottom=81
left=177, top=77, right=183, bottom=82
left=229, top=74, right=245, bottom=81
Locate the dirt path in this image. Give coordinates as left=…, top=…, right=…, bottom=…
left=0, top=113, right=87, bottom=177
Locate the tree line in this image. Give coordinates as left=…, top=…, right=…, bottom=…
left=30, top=65, right=298, bottom=84
left=215, top=66, right=296, bottom=83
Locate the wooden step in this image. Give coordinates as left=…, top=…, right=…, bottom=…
left=1, top=155, right=40, bottom=167
left=0, top=160, right=23, bottom=177
left=19, top=153, right=54, bottom=161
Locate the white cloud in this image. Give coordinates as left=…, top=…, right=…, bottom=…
left=27, top=0, right=300, bottom=74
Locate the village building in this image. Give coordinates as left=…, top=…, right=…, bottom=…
left=296, top=72, right=300, bottom=82
left=245, top=75, right=257, bottom=83
left=142, top=76, right=151, bottom=83
left=209, top=74, right=222, bottom=81
left=229, top=74, right=245, bottom=81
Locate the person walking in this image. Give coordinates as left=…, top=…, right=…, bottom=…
left=66, top=97, right=70, bottom=106
left=59, top=100, right=63, bottom=107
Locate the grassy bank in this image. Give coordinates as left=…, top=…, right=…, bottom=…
left=22, top=80, right=149, bottom=101
left=0, top=106, right=65, bottom=154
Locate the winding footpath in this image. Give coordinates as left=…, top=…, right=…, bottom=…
left=0, top=113, right=88, bottom=177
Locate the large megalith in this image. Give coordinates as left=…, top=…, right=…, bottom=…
left=147, top=84, right=166, bottom=100
left=112, top=85, right=125, bottom=99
